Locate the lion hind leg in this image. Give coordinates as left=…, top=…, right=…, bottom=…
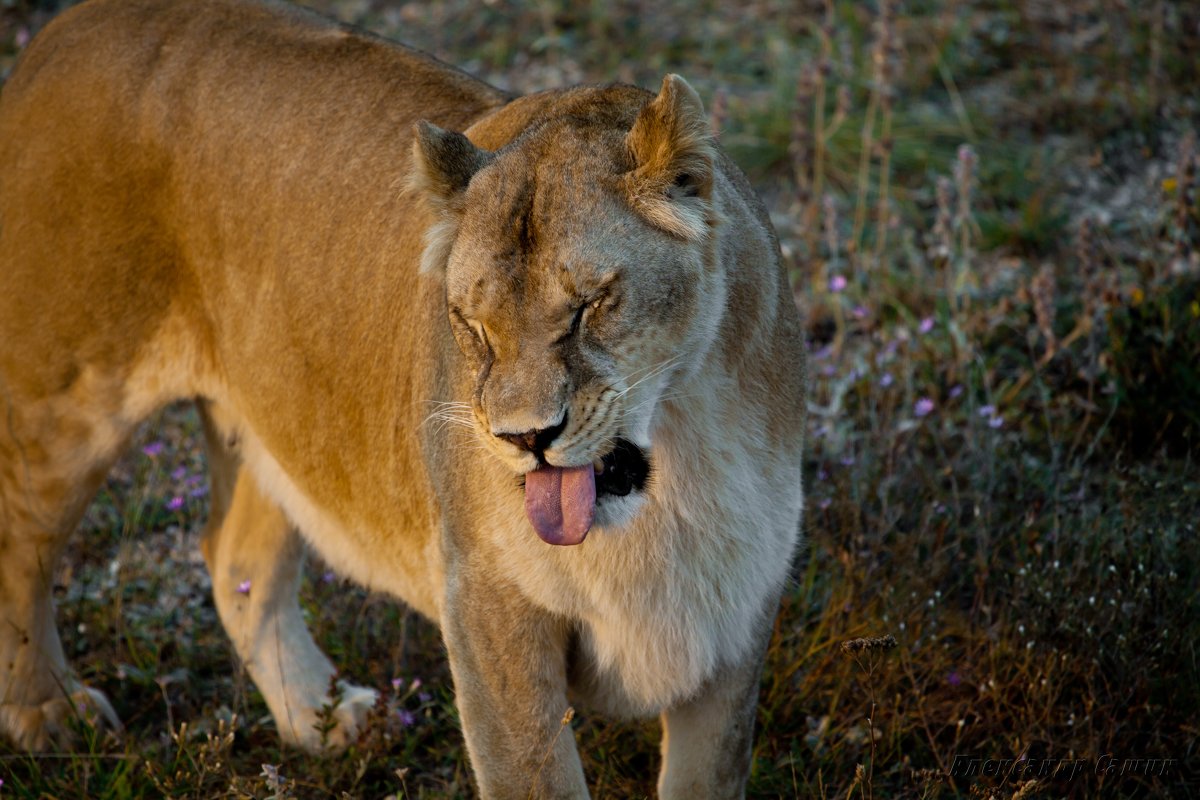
left=199, top=406, right=378, bottom=752
left=0, top=372, right=131, bottom=750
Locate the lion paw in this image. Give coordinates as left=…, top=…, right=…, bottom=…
left=0, top=685, right=122, bottom=751
left=278, top=681, right=379, bottom=753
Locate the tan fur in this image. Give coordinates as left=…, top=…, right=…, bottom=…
left=0, top=0, right=806, bottom=796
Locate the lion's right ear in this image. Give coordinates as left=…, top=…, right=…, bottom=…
left=408, top=121, right=491, bottom=274
left=409, top=121, right=491, bottom=207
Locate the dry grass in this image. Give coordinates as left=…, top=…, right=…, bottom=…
left=1, top=0, right=1198, bottom=797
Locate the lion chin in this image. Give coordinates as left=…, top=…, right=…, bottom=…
left=0, top=0, right=806, bottom=796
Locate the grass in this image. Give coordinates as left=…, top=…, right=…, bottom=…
left=2, top=0, right=1199, bottom=797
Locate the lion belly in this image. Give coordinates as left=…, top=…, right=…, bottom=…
left=230, top=420, right=445, bottom=620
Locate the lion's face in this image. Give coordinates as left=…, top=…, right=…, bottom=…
left=413, top=77, right=720, bottom=543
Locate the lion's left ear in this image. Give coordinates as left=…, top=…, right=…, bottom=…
left=623, top=74, right=716, bottom=241
left=408, top=121, right=492, bottom=274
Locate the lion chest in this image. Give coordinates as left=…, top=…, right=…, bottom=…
left=503, top=451, right=802, bottom=716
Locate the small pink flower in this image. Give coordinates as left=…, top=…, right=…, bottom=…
left=142, top=441, right=165, bottom=457
left=170, top=466, right=188, bottom=480
left=851, top=305, right=869, bottom=319
left=236, top=579, right=251, bottom=595
left=166, top=496, right=184, bottom=511
left=918, top=317, right=935, bottom=334
left=410, top=678, right=423, bottom=692
left=828, top=274, right=848, bottom=293
left=914, top=397, right=935, bottom=417
left=391, top=677, right=405, bottom=691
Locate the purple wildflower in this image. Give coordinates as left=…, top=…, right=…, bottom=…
left=851, top=305, right=869, bottom=320
left=189, top=486, right=209, bottom=498
left=166, top=496, right=184, bottom=511
left=236, top=579, right=251, bottom=595
left=391, top=677, right=405, bottom=691
left=397, top=709, right=417, bottom=727
left=914, top=397, right=935, bottom=417
left=828, top=274, right=847, bottom=293
left=171, top=466, right=188, bottom=480
left=918, top=316, right=935, bottom=334
left=949, top=384, right=964, bottom=399
left=322, top=571, right=336, bottom=584
left=839, top=455, right=855, bottom=467
left=818, top=497, right=832, bottom=511
left=15, top=28, right=30, bottom=48
left=410, top=678, right=423, bottom=692
left=142, top=441, right=165, bottom=457
left=947, top=670, right=963, bottom=687
left=988, top=414, right=1004, bottom=429
left=978, top=405, right=996, bottom=418
left=879, top=372, right=894, bottom=388
left=418, top=692, right=432, bottom=703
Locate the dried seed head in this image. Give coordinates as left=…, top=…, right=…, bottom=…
left=930, top=175, right=954, bottom=266
left=1031, top=262, right=1057, bottom=352
left=841, top=634, right=898, bottom=654
left=791, top=65, right=818, bottom=198
left=954, top=144, right=977, bottom=228
left=1074, top=215, right=1112, bottom=322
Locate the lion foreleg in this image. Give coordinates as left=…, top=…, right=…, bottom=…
left=656, top=623, right=772, bottom=799
left=441, top=554, right=589, bottom=799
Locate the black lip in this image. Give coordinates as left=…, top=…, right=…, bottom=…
left=517, top=438, right=651, bottom=499
left=595, top=438, right=650, bottom=497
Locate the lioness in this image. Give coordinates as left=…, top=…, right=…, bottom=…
left=0, top=0, right=805, bottom=795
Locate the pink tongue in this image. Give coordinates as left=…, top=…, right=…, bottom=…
left=523, top=465, right=596, bottom=546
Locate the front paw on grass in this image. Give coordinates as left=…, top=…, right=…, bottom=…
left=0, top=684, right=122, bottom=751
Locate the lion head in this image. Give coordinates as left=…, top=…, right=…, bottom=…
left=411, top=75, right=725, bottom=545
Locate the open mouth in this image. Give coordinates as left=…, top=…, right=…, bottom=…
left=521, top=438, right=650, bottom=547
left=592, top=438, right=651, bottom=498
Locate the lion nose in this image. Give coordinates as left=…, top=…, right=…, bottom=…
left=496, top=414, right=567, bottom=455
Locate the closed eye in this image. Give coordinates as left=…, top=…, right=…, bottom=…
left=567, top=304, right=587, bottom=337
left=562, top=295, right=606, bottom=342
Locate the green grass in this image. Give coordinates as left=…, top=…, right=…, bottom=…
left=2, top=1, right=1199, bottom=798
